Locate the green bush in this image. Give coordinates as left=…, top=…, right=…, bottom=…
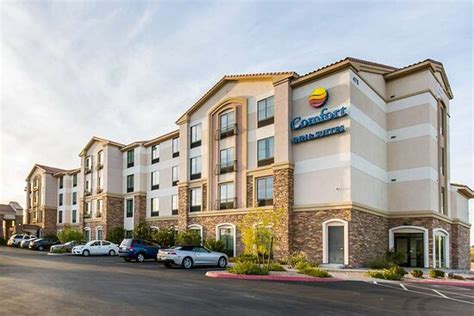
left=108, top=227, right=125, bottom=244
left=57, top=226, right=83, bottom=244
left=228, top=261, right=269, bottom=275
left=51, top=248, right=67, bottom=254
left=365, top=250, right=405, bottom=269
left=366, top=257, right=392, bottom=269
left=176, top=231, right=201, bottom=246
left=411, top=269, right=423, bottom=278
left=204, top=239, right=226, bottom=253
left=231, top=253, right=258, bottom=263
left=429, top=269, right=445, bottom=278
left=133, top=223, right=153, bottom=240
left=268, top=263, right=286, bottom=271
left=368, top=266, right=407, bottom=280
left=0, top=237, right=6, bottom=246
left=287, top=251, right=308, bottom=268
left=295, top=260, right=317, bottom=270
left=299, top=267, right=331, bottom=278
left=152, top=228, right=176, bottom=248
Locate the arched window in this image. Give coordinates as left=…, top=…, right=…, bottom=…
left=215, top=223, right=236, bottom=257
left=322, top=219, right=349, bottom=265
left=84, top=227, right=91, bottom=242
left=389, top=226, right=429, bottom=268
left=433, top=228, right=450, bottom=268
left=96, top=226, right=103, bottom=241
left=188, top=224, right=203, bottom=244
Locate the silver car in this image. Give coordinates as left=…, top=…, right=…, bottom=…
left=157, top=245, right=228, bottom=269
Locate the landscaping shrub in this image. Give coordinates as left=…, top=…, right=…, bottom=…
left=287, top=251, right=308, bottom=268
left=0, top=237, right=6, bottom=246
left=152, top=228, right=176, bottom=248
left=298, top=267, right=331, bottom=278
left=176, top=231, right=201, bottom=246
left=228, top=261, right=269, bottom=275
left=204, top=239, right=226, bottom=253
left=232, top=253, right=258, bottom=263
left=295, top=260, right=317, bottom=270
left=133, top=223, right=153, bottom=240
left=367, top=266, right=407, bottom=280
left=411, top=269, right=423, bottom=278
left=107, top=227, right=125, bottom=244
left=366, top=257, right=391, bottom=269
left=45, top=234, right=59, bottom=243
left=365, top=250, right=405, bottom=269
left=57, top=226, right=83, bottom=244
left=51, top=248, right=67, bottom=254
left=447, top=273, right=464, bottom=280
left=268, top=263, right=286, bottom=271
left=429, top=269, right=445, bottom=278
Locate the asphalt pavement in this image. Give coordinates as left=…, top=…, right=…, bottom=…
left=0, top=246, right=473, bottom=315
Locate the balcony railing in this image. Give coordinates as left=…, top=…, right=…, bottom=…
left=96, top=187, right=103, bottom=194
left=216, top=124, right=237, bottom=140
left=84, top=190, right=92, bottom=197
left=96, top=212, right=102, bottom=218
left=190, top=205, right=201, bottom=212
left=257, top=198, right=273, bottom=207
left=85, top=167, right=92, bottom=174
left=216, top=198, right=237, bottom=210
left=84, top=213, right=91, bottom=219
left=96, top=163, right=104, bottom=170
left=216, top=160, right=237, bottom=175
left=257, top=157, right=274, bottom=167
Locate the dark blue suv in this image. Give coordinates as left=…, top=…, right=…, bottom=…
left=119, top=239, right=160, bottom=263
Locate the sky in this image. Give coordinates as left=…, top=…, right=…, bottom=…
left=0, top=0, right=472, bottom=226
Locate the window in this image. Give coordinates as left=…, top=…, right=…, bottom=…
left=190, top=156, right=202, bottom=180
left=219, top=111, right=235, bottom=139
left=126, top=199, right=133, bottom=218
left=59, top=176, right=64, bottom=189
left=85, top=179, right=90, bottom=192
left=97, top=150, right=104, bottom=168
left=433, top=229, right=449, bottom=268
left=190, top=124, right=202, bottom=148
left=440, top=187, right=447, bottom=215
left=257, top=96, right=274, bottom=127
left=85, top=156, right=92, bottom=172
left=59, top=193, right=63, bottom=206
left=172, top=138, right=180, bottom=157
left=84, top=228, right=91, bottom=241
left=172, top=195, right=178, bottom=215
left=257, top=176, right=273, bottom=206
left=151, top=145, right=160, bottom=164
left=72, top=210, right=77, bottom=224
left=84, top=201, right=91, bottom=218
left=58, top=210, right=63, bottom=224
left=72, top=192, right=77, bottom=205
left=217, top=224, right=235, bottom=257
left=440, top=106, right=446, bottom=136
left=151, top=197, right=159, bottom=217
left=127, top=149, right=135, bottom=168
left=257, top=137, right=274, bottom=167
left=440, top=147, right=446, bottom=176
left=219, top=183, right=235, bottom=210
left=219, top=148, right=235, bottom=174
left=127, top=174, right=134, bottom=193
left=151, top=171, right=159, bottom=190
left=97, top=228, right=103, bottom=241
left=97, top=170, right=103, bottom=192
left=190, top=187, right=202, bottom=212
left=72, top=174, right=77, bottom=187
left=172, top=166, right=179, bottom=186
left=96, top=200, right=103, bottom=218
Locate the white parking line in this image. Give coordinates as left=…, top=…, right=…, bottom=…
left=405, top=283, right=474, bottom=299
left=432, top=290, right=448, bottom=298
left=400, top=284, right=408, bottom=291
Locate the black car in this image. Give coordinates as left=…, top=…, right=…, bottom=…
left=119, top=239, right=160, bottom=262
left=29, top=238, right=59, bottom=251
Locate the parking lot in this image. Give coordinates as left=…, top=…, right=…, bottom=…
left=1, top=247, right=473, bottom=315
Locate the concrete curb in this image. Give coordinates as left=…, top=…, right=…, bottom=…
left=205, top=271, right=342, bottom=282
left=46, top=252, right=73, bottom=256
left=405, top=280, right=474, bottom=287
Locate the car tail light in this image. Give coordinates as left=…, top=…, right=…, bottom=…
left=168, top=252, right=176, bottom=255
left=129, top=247, right=133, bottom=251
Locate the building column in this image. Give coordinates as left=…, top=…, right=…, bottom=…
left=178, top=184, right=189, bottom=231
left=104, top=195, right=124, bottom=237
left=272, top=163, right=294, bottom=259
left=133, top=194, right=147, bottom=227
left=451, top=223, right=470, bottom=270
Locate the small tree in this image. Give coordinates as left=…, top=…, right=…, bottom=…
left=239, top=208, right=285, bottom=267
left=108, top=227, right=125, bottom=244
left=151, top=228, right=176, bottom=248
left=204, top=239, right=226, bottom=253
left=133, top=223, right=152, bottom=240
left=57, top=225, right=84, bottom=243
left=176, top=231, right=201, bottom=246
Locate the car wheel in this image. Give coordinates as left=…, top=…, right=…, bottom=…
left=164, top=262, right=172, bottom=268
left=38, top=246, right=44, bottom=251
left=136, top=253, right=145, bottom=263
left=83, top=250, right=90, bottom=257
left=109, top=250, right=116, bottom=256
left=182, top=257, right=193, bottom=269
left=217, top=256, right=227, bottom=268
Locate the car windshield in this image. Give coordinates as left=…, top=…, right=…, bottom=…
left=120, top=239, right=132, bottom=247
left=35, top=238, right=44, bottom=242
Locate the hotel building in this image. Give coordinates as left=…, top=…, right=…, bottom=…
left=24, top=57, right=473, bottom=269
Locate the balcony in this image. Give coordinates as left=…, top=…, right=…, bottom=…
left=96, top=163, right=104, bottom=170
left=96, top=187, right=103, bottom=194
left=257, top=157, right=274, bottom=167
left=216, top=198, right=237, bottom=210
left=151, top=184, right=160, bottom=190
left=152, top=157, right=160, bottom=164
left=84, top=190, right=92, bottom=197
left=85, top=167, right=92, bottom=174
left=190, top=173, right=201, bottom=181
left=258, top=116, right=274, bottom=128
left=190, top=140, right=201, bottom=149
left=127, top=187, right=134, bottom=193
left=217, top=124, right=237, bottom=140
left=216, top=160, right=237, bottom=175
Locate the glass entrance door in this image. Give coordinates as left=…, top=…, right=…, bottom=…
left=394, top=233, right=424, bottom=267
left=328, top=226, right=344, bottom=264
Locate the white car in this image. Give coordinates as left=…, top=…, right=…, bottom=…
left=72, top=240, right=119, bottom=257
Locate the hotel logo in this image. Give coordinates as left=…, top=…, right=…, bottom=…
left=308, top=87, right=328, bottom=108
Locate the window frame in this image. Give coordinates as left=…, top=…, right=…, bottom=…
left=171, top=194, right=178, bottom=215
left=151, top=145, right=160, bottom=164
left=172, top=138, right=180, bottom=157
left=126, top=174, right=134, bottom=193
left=190, top=187, right=202, bottom=212
left=190, top=123, right=202, bottom=148
left=256, top=176, right=274, bottom=206
left=257, top=136, right=275, bottom=167
left=172, top=166, right=179, bottom=186
left=151, top=171, right=160, bottom=190
left=58, top=193, right=63, bottom=206
left=218, top=182, right=235, bottom=210
left=257, top=96, right=275, bottom=128
left=190, top=156, right=202, bottom=180
left=219, top=148, right=235, bottom=174
left=126, top=199, right=134, bottom=218
left=219, top=111, right=236, bottom=139
left=127, top=149, right=135, bottom=168
left=150, top=197, right=159, bottom=217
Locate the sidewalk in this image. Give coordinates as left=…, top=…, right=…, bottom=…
left=206, top=270, right=342, bottom=282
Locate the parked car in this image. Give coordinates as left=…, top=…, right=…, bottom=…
left=7, top=234, right=36, bottom=247
left=72, top=240, right=119, bottom=257
left=19, top=236, right=38, bottom=248
left=119, top=239, right=160, bottom=262
left=157, top=245, right=228, bottom=269
left=50, top=241, right=80, bottom=253
left=29, top=238, right=60, bottom=251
